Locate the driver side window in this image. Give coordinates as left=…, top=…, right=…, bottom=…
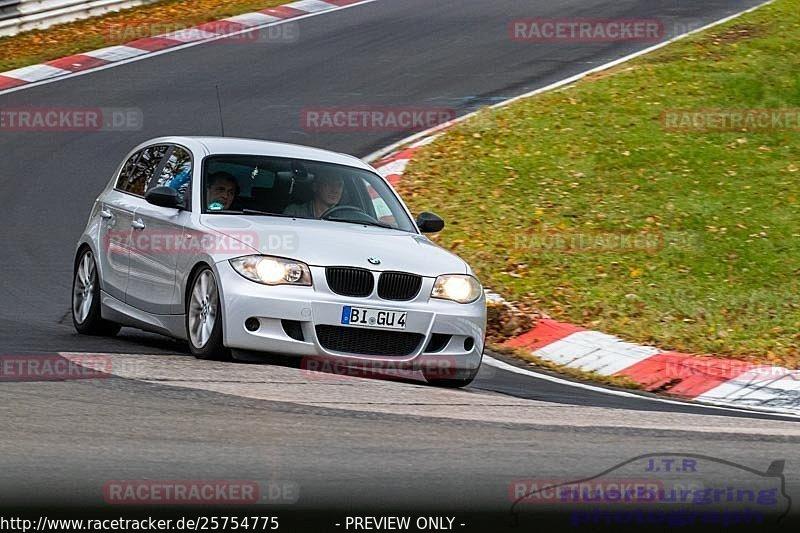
left=153, top=146, right=193, bottom=209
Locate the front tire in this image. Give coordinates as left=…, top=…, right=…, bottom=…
left=423, top=374, right=478, bottom=388
left=186, top=267, right=230, bottom=361
left=422, top=353, right=482, bottom=388
left=72, top=248, right=120, bottom=336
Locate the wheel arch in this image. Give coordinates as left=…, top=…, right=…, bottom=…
left=184, top=261, right=214, bottom=311
left=184, top=260, right=230, bottom=356
left=74, top=241, right=104, bottom=291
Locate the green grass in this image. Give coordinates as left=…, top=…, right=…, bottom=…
left=401, top=0, right=800, bottom=367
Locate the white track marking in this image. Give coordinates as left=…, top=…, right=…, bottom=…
left=287, top=0, right=340, bottom=13
left=534, top=331, right=660, bottom=375
left=482, top=355, right=800, bottom=419
left=2, top=64, right=70, bottom=82
left=696, top=369, right=800, bottom=413
left=224, top=13, right=281, bottom=27
left=157, top=29, right=220, bottom=43
left=83, top=45, right=150, bottom=61
left=375, top=158, right=411, bottom=178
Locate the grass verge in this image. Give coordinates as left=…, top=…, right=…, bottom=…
left=401, top=0, right=800, bottom=367
left=0, top=0, right=293, bottom=72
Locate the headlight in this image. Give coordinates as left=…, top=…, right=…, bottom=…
left=431, top=274, right=482, bottom=303
left=230, top=255, right=312, bottom=286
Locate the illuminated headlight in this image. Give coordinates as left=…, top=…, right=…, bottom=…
left=431, top=274, right=482, bottom=304
left=230, top=255, right=312, bottom=286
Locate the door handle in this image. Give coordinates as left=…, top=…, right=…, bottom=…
left=131, top=219, right=146, bottom=230
left=99, top=210, right=113, bottom=219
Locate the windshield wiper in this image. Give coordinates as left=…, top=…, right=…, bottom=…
left=240, top=209, right=395, bottom=229
left=328, top=216, right=395, bottom=230
left=241, top=209, right=294, bottom=218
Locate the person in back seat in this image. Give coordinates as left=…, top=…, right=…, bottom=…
left=283, top=174, right=344, bottom=218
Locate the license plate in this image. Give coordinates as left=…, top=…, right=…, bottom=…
left=341, top=306, right=407, bottom=330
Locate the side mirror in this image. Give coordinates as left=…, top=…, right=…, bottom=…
left=145, top=186, right=183, bottom=209
left=416, top=211, right=445, bottom=233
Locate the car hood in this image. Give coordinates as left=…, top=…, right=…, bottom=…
left=200, top=215, right=469, bottom=277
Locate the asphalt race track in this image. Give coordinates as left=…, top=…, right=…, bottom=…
left=1, top=0, right=797, bottom=529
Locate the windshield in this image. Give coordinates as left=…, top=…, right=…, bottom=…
left=201, top=154, right=416, bottom=232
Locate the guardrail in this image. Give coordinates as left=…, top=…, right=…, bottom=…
left=0, top=0, right=22, bottom=22
left=0, top=0, right=159, bottom=37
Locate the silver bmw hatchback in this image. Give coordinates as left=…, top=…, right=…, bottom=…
left=73, top=137, right=486, bottom=387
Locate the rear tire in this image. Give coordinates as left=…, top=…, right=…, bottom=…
left=72, top=248, right=121, bottom=336
left=186, top=267, right=230, bottom=361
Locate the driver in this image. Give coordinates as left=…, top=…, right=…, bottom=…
left=283, top=174, right=344, bottom=218
left=206, top=172, right=239, bottom=211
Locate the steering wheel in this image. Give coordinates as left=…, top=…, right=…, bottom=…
left=320, top=205, right=377, bottom=223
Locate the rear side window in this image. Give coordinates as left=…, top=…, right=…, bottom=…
left=115, top=145, right=169, bottom=197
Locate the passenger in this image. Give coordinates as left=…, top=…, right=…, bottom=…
left=284, top=174, right=345, bottom=218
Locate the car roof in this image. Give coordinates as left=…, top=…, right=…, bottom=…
left=145, top=136, right=374, bottom=171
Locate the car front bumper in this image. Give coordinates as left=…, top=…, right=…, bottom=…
left=215, top=261, right=486, bottom=378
